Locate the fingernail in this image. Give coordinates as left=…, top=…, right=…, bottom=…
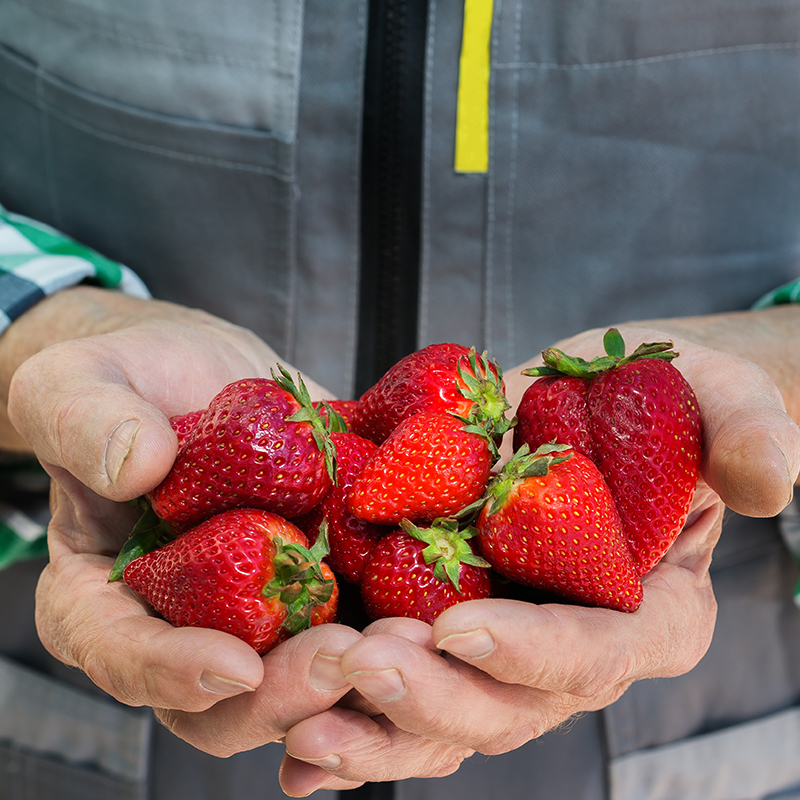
left=310, top=652, right=348, bottom=691
left=346, top=668, right=405, bottom=702
left=105, top=419, right=140, bottom=484
left=436, top=628, right=496, bottom=659
left=200, top=670, right=256, bottom=695
left=287, top=752, right=342, bottom=771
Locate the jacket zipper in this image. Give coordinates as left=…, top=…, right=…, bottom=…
left=356, top=0, right=429, bottom=397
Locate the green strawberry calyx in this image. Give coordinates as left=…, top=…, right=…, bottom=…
left=272, top=364, right=339, bottom=485
left=400, top=517, right=490, bottom=593
left=108, top=498, right=176, bottom=582
left=522, top=328, right=679, bottom=379
left=459, top=442, right=574, bottom=519
left=451, top=348, right=514, bottom=462
left=263, top=521, right=335, bottom=634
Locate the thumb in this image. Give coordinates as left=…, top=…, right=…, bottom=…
left=706, top=404, right=800, bottom=517
left=8, top=338, right=177, bottom=502
left=677, top=347, right=800, bottom=518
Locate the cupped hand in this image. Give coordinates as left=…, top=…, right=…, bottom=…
left=279, top=316, right=800, bottom=794
left=4, top=287, right=356, bottom=754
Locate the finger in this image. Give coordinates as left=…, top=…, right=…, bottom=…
left=281, top=706, right=473, bottom=793
left=509, top=326, right=800, bottom=516
left=157, top=624, right=363, bottom=757
left=332, top=504, right=721, bottom=754
left=431, top=501, right=723, bottom=695
left=360, top=616, right=439, bottom=649
left=705, top=403, right=800, bottom=517
left=335, top=617, right=441, bottom=718
left=35, top=547, right=265, bottom=711
left=339, top=626, right=619, bottom=756
left=280, top=755, right=365, bottom=797
left=10, top=328, right=337, bottom=502
left=643, top=336, right=800, bottom=518
left=9, top=338, right=178, bottom=502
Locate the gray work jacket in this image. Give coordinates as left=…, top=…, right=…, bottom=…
left=1, top=1, right=800, bottom=798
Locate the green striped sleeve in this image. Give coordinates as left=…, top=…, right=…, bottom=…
left=0, top=205, right=150, bottom=335
left=752, top=278, right=800, bottom=309
left=0, top=207, right=150, bottom=570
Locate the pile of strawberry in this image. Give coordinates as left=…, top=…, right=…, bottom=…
left=110, top=330, right=702, bottom=655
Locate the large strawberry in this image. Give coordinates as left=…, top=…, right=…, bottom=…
left=121, top=509, right=338, bottom=655
left=475, top=444, right=643, bottom=613
left=150, top=367, right=336, bottom=530
left=515, top=329, right=702, bottom=575
left=347, top=411, right=495, bottom=525
left=351, top=344, right=511, bottom=445
left=361, top=518, right=492, bottom=624
left=294, top=431, right=390, bottom=584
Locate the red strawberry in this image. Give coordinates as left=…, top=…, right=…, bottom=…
left=476, top=444, right=643, bottom=613
left=352, top=344, right=511, bottom=445
left=170, top=409, right=204, bottom=450
left=515, top=329, right=702, bottom=575
left=347, top=411, right=494, bottom=525
left=122, top=509, right=338, bottom=655
left=513, top=377, right=593, bottom=459
left=150, top=367, right=336, bottom=530
left=295, top=431, right=390, bottom=584
left=361, top=518, right=492, bottom=623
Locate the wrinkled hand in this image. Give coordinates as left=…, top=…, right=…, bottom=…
left=6, top=288, right=362, bottom=759
left=278, top=318, right=800, bottom=795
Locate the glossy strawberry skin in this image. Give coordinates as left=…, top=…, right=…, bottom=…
left=295, top=432, right=389, bottom=584
left=122, top=509, right=338, bottom=655
left=361, top=529, right=492, bottom=623
left=151, top=378, right=332, bottom=530
left=513, top=376, right=593, bottom=457
left=347, top=411, right=493, bottom=525
left=352, top=343, right=501, bottom=443
left=476, top=450, right=643, bottom=613
left=515, top=359, right=701, bottom=575
left=588, top=359, right=701, bottom=574
left=170, top=409, right=204, bottom=450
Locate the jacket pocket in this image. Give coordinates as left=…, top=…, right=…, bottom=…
left=0, top=41, right=299, bottom=363
left=0, top=654, right=152, bottom=800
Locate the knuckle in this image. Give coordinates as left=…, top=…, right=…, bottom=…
left=155, top=710, right=243, bottom=758
left=425, top=745, right=475, bottom=778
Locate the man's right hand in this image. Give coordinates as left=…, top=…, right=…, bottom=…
left=3, top=287, right=368, bottom=768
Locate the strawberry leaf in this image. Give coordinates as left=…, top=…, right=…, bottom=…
left=482, top=443, right=573, bottom=516
left=454, top=348, right=513, bottom=453
left=401, top=517, right=490, bottom=593
left=263, top=526, right=335, bottom=634
left=109, top=502, right=175, bottom=582
left=603, top=327, right=626, bottom=359
left=273, top=364, right=339, bottom=485
left=523, top=329, right=679, bottom=380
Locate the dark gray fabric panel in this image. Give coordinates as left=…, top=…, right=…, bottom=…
left=420, top=0, right=800, bottom=366
left=0, top=0, right=305, bottom=134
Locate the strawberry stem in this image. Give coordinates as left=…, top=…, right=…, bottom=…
left=400, top=517, right=489, bottom=593
left=522, top=328, right=679, bottom=379
left=481, top=443, right=573, bottom=516
left=109, top=500, right=176, bottom=582
left=263, top=522, right=335, bottom=634
left=451, top=348, right=514, bottom=462
left=272, top=365, right=339, bottom=485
